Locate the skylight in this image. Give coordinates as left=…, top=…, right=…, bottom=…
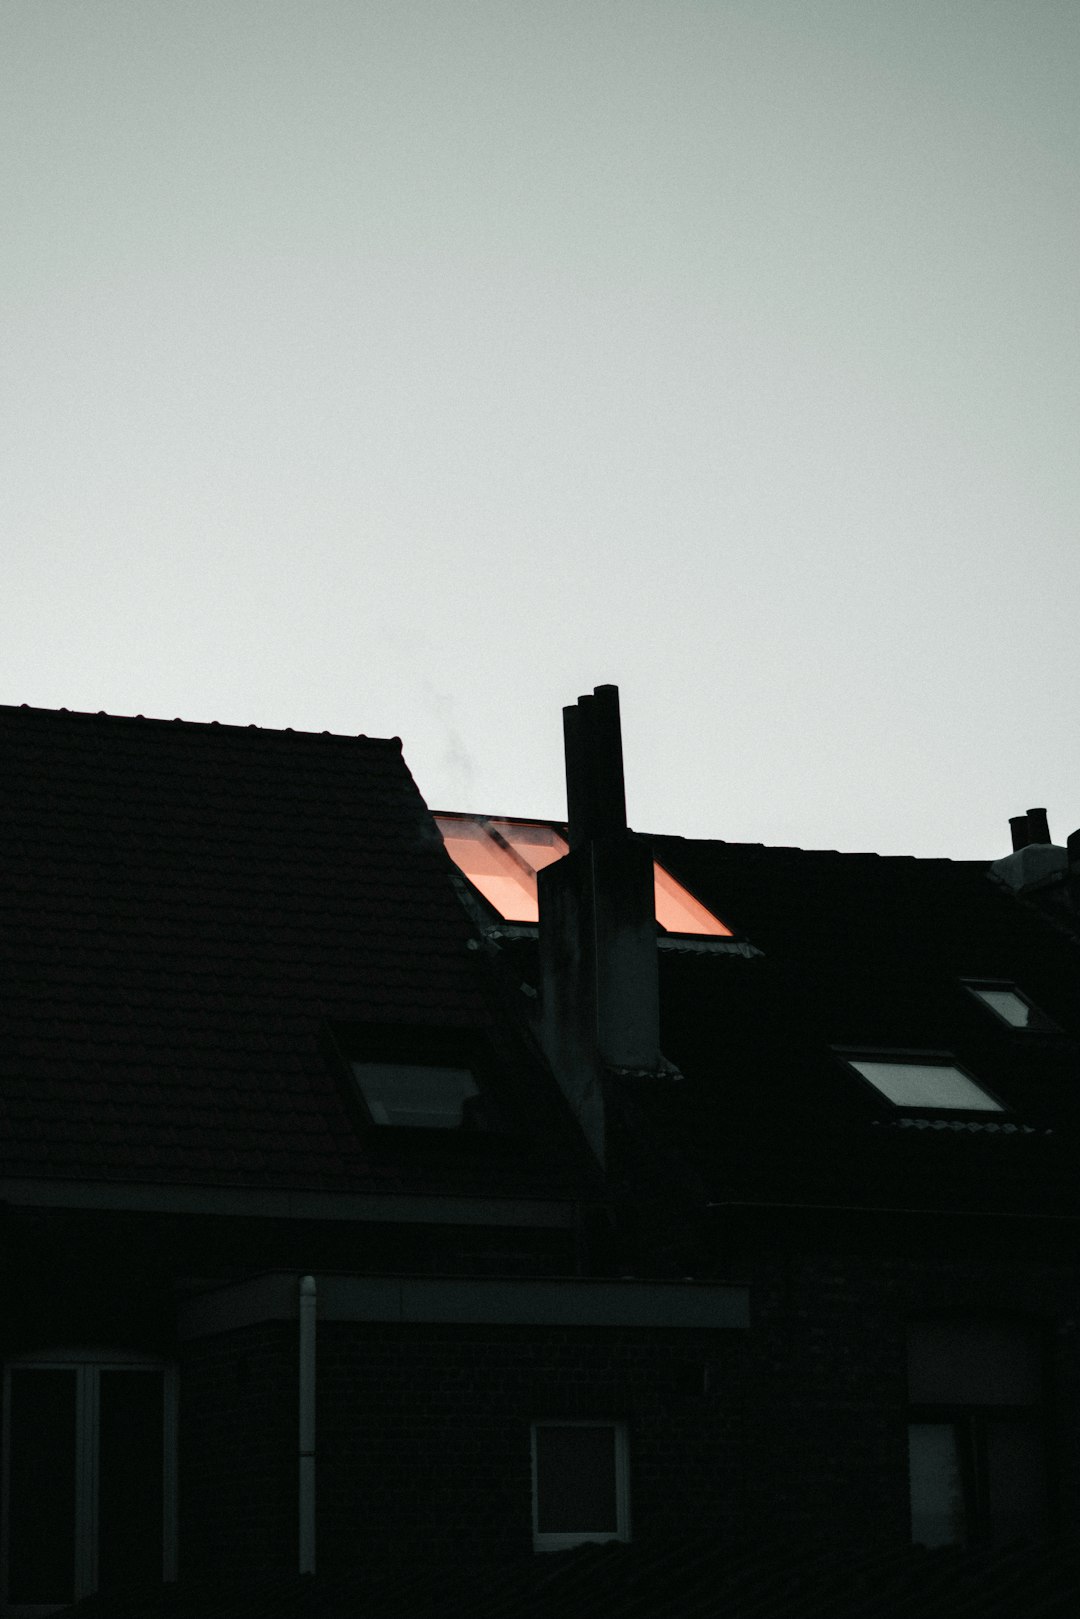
left=435, top=817, right=552, bottom=924
left=963, top=983, right=1056, bottom=1032
left=352, top=1062, right=480, bottom=1128
left=847, top=1058, right=1005, bottom=1113
left=434, top=814, right=732, bottom=935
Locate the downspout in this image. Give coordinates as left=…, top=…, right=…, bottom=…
left=298, top=1274, right=316, bottom=1575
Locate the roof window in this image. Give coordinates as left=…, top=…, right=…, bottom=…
left=434, top=813, right=731, bottom=935
left=351, top=1062, right=480, bottom=1129
left=332, top=1022, right=522, bottom=1139
left=963, top=982, right=1057, bottom=1032
left=847, top=1057, right=1005, bottom=1113
left=435, top=816, right=566, bottom=924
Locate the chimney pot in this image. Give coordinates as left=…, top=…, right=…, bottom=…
left=1026, top=808, right=1051, bottom=845
left=1009, top=815, right=1031, bottom=852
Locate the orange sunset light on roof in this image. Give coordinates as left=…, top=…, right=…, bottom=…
left=652, top=863, right=732, bottom=935
left=434, top=815, right=732, bottom=936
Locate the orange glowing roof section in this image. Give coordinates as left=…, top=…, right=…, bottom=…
left=434, top=815, right=732, bottom=936
left=652, top=863, right=731, bottom=935
left=435, top=817, right=552, bottom=922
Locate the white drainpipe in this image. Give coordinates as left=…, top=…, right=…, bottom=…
left=298, top=1274, right=316, bottom=1575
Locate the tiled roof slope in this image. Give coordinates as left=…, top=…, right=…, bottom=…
left=646, top=836, right=1080, bottom=1214
left=648, top=836, right=1076, bottom=974
left=0, top=705, right=513, bottom=1191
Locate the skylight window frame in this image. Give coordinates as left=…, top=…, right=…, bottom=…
left=836, top=1048, right=1011, bottom=1118
left=960, top=980, right=1060, bottom=1034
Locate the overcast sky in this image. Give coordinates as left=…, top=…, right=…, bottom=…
left=4, top=2, right=1078, bottom=858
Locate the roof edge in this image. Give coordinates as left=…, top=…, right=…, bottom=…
left=0, top=702, right=402, bottom=748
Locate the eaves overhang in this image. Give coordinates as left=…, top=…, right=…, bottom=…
left=178, top=1271, right=750, bottom=1339
left=706, top=1198, right=1080, bottom=1223
left=0, top=1178, right=576, bottom=1228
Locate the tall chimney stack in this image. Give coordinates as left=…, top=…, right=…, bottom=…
left=536, top=685, right=660, bottom=1167
left=562, top=684, right=628, bottom=847
left=1009, top=814, right=1031, bottom=852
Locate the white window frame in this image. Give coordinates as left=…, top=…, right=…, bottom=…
left=0, top=1350, right=178, bottom=1619
left=530, top=1419, right=631, bottom=1553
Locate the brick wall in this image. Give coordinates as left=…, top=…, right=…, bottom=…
left=180, top=1323, right=297, bottom=1584
left=739, top=1233, right=1080, bottom=1549
left=174, top=1237, right=1080, bottom=1580
left=315, top=1322, right=746, bottom=1575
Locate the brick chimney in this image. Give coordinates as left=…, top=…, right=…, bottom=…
left=536, top=685, right=660, bottom=1167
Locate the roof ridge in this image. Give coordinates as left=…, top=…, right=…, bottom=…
left=0, top=703, right=401, bottom=748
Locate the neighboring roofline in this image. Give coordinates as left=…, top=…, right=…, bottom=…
left=649, top=831, right=991, bottom=868
left=0, top=1179, right=576, bottom=1226
left=434, top=812, right=990, bottom=866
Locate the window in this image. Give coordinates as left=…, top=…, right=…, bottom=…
left=531, top=1421, right=630, bottom=1552
left=846, top=1057, right=1005, bottom=1113
left=330, top=1022, right=517, bottom=1137
left=434, top=814, right=732, bottom=936
left=963, top=982, right=1058, bottom=1032
left=436, top=816, right=564, bottom=924
left=351, top=1062, right=480, bottom=1128
left=907, top=1319, right=1048, bottom=1548
left=1, top=1353, right=177, bottom=1616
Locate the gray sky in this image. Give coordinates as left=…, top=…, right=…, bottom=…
left=4, top=1, right=1078, bottom=858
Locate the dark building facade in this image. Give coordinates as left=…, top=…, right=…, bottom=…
left=2, top=691, right=1079, bottom=1617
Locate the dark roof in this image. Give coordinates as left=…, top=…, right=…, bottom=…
left=646, top=834, right=1077, bottom=975
left=487, top=825, right=1080, bottom=1223
left=644, top=835, right=1080, bottom=1216
left=0, top=705, right=580, bottom=1196
left=5, top=706, right=1078, bottom=1218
